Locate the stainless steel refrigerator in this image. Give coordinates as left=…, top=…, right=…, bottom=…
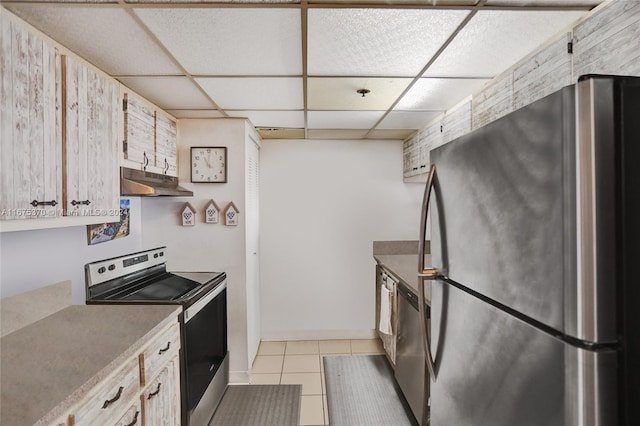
left=417, top=75, right=639, bottom=426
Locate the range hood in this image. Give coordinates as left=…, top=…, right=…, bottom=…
left=120, top=167, right=193, bottom=197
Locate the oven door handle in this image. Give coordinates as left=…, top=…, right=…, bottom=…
left=184, top=281, right=227, bottom=323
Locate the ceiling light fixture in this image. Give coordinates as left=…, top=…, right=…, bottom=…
left=357, top=89, right=371, bottom=97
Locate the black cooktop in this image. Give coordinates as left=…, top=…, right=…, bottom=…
left=120, top=274, right=201, bottom=301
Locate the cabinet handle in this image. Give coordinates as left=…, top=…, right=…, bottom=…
left=71, top=199, right=91, bottom=206
left=124, top=410, right=139, bottom=426
left=30, top=200, right=57, bottom=207
left=102, top=386, right=124, bottom=409
left=164, top=158, right=169, bottom=174
left=158, top=341, right=171, bottom=355
left=143, top=152, right=149, bottom=170
left=147, top=382, right=162, bottom=400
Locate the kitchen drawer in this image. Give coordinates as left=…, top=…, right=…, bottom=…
left=140, top=321, right=180, bottom=386
left=114, top=400, right=141, bottom=426
left=72, top=357, right=139, bottom=426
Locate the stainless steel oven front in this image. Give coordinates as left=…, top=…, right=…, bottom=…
left=182, top=280, right=228, bottom=426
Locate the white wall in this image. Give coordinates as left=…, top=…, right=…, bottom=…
left=140, top=118, right=254, bottom=383
left=0, top=197, right=143, bottom=304
left=260, top=139, right=423, bottom=340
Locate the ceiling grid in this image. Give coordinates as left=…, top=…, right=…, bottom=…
left=1, top=0, right=601, bottom=140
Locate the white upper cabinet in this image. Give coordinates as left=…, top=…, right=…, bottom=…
left=64, top=54, right=119, bottom=216
left=123, top=91, right=178, bottom=177
left=1, top=13, right=62, bottom=220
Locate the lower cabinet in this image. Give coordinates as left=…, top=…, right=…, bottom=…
left=142, top=355, right=181, bottom=426
left=64, top=319, right=181, bottom=426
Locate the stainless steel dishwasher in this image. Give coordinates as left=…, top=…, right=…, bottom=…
left=395, top=281, right=429, bottom=425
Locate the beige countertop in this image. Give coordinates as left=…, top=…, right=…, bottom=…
left=374, top=254, right=432, bottom=304
left=0, top=304, right=180, bottom=426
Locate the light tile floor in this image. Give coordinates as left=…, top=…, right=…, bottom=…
left=250, top=338, right=385, bottom=426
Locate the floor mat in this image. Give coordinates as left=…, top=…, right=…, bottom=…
left=323, top=355, right=417, bottom=426
left=209, top=384, right=302, bottom=426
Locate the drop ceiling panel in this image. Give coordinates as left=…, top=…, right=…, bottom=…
left=308, top=111, right=384, bottom=129
left=307, top=129, right=370, bottom=139
left=258, top=128, right=306, bottom=139
left=135, top=8, right=302, bottom=75
left=166, top=110, right=226, bottom=119
left=308, top=78, right=412, bottom=110
left=377, top=111, right=443, bottom=130
left=196, top=77, right=303, bottom=110
left=367, top=129, right=416, bottom=140
left=424, top=10, right=587, bottom=78
left=396, top=78, right=492, bottom=111
left=486, top=0, right=600, bottom=5
left=226, top=110, right=305, bottom=129
left=5, top=6, right=181, bottom=76
left=308, top=8, right=470, bottom=76
left=118, top=77, right=213, bottom=110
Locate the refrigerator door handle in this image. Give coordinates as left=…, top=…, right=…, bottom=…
left=418, top=164, right=438, bottom=382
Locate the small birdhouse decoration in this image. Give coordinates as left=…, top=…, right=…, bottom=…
left=204, top=200, right=221, bottom=224
left=224, top=202, right=240, bottom=226
left=181, top=202, right=196, bottom=226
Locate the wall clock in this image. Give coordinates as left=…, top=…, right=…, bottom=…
left=191, top=147, right=227, bottom=183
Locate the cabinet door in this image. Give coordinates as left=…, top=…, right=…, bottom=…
left=154, top=113, right=177, bottom=177
left=63, top=55, right=119, bottom=216
left=1, top=15, right=62, bottom=220
left=142, top=355, right=180, bottom=426
left=123, top=93, right=155, bottom=171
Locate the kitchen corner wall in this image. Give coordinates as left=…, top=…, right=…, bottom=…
left=0, top=198, right=144, bottom=304
left=260, top=139, right=423, bottom=340
left=139, top=118, right=256, bottom=383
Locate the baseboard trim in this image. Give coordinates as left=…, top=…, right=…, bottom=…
left=229, top=370, right=250, bottom=384
left=260, top=329, right=377, bottom=342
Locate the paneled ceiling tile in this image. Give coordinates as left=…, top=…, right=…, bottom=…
left=165, top=110, right=226, bottom=119
left=5, top=6, right=181, bottom=76
left=132, top=0, right=298, bottom=2
left=196, top=77, right=303, bottom=110
left=396, top=78, right=491, bottom=111
left=308, top=111, right=384, bottom=129
left=135, top=8, right=301, bottom=75
left=377, top=111, right=443, bottom=130
left=486, top=0, right=601, bottom=5
left=118, top=77, right=213, bottom=110
left=226, top=111, right=305, bottom=129
left=307, top=8, right=470, bottom=76
left=258, top=128, right=306, bottom=140
left=307, top=129, right=370, bottom=139
left=367, top=129, right=416, bottom=140
left=308, top=78, right=412, bottom=110
left=424, top=10, right=587, bottom=78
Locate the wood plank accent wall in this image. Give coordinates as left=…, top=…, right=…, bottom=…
left=404, top=0, right=640, bottom=181
left=0, top=13, right=62, bottom=219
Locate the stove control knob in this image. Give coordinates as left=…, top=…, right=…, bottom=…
left=154, top=253, right=159, bottom=258
left=98, top=267, right=106, bottom=274
left=108, top=264, right=116, bottom=271
left=159, top=252, right=164, bottom=257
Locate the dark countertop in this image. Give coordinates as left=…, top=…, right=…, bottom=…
left=0, top=304, right=180, bottom=426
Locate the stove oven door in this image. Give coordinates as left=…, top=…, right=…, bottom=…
left=182, top=281, right=228, bottom=426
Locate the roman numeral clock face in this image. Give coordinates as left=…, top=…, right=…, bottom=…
left=191, top=147, right=227, bottom=183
